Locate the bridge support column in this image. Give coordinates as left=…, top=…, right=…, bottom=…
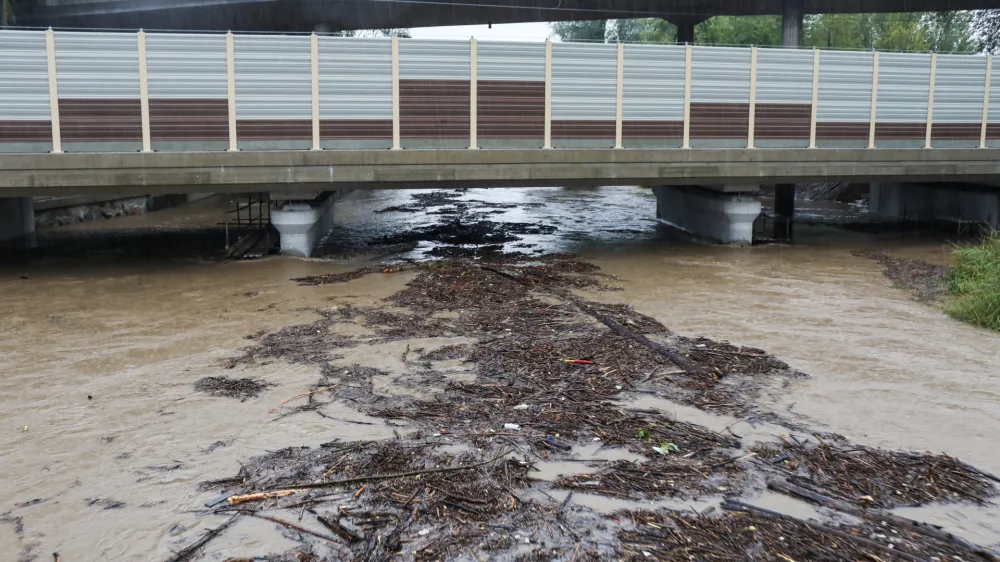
left=653, top=185, right=761, bottom=244
left=774, top=183, right=795, bottom=239
left=781, top=0, right=803, bottom=48
left=870, top=183, right=1000, bottom=229
left=0, top=197, right=36, bottom=244
left=270, top=192, right=337, bottom=257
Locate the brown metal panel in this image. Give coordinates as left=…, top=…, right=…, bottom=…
left=0, top=121, right=52, bottom=142
left=399, top=79, right=471, bottom=139
left=754, top=103, right=811, bottom=139
left=689, top=102, right=749, bottom=139
left=930, top=123, right=981, bottom=141
left=551, top=120, right=616, bottom=139
left=149, top=98, right=228, bottom=141
left=621, top=121, right=684, bottom=138
left=875, top=122, right=927, bottom=140
left=478, top=80, right=544, bottom=138
left=58, top=99, right=142, bottom=142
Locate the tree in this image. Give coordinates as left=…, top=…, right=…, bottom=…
left=974, top=10, right=1000, bottom=53
left=551, top=12, right=974, bottom=52
left=924, top=12, right=975, bottom=53
left=696, top=16, right=782, bottom=46
left=332, top=28, right=411, bottom=38
left=549, top=20, right=608, bottom=42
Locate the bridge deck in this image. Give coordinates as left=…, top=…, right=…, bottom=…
left=2, top=148, right=998, bottom=196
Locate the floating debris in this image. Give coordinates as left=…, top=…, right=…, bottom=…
left=193, top=376, right=273, bottom=401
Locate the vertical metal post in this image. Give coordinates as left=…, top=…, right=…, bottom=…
left=226, top=32, right=238, bottom=152
left=45, top=28, right=62, bottom=154
left=748, top=46, right=758, bottom=149
left=925, top=52, right=936, bottom=149
left=469, top=38, right=478, bottom=150
left=615, top=42, right=624, bottom=149
left=981, top=55, right=993, bottom=149
left=391, top=36, right=401, bottom=150
left=809, top=48, right=820, bottom=149
left=310, top=33, right=321, bottom=151
left=682, top=43, right=692, bottom=149
left=868, top=51, right=879, bottom=149
left=544, top=40, right=552, bottom=149
left=137, top=30, right=152, bottom=153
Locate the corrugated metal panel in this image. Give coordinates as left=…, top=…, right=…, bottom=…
left=876, top=52, right=930, bottom=122
left=622, top=43, right=685, bottom=122
left=146, top=33, right=227, bottom=99
left=318, top=37, right=392, bottom=119
left=398, top=39, right=469, bottom=80
left=988, top=57, right=1000, bottom=123
left=478, top=41, right=545, bottom=81
left=551, top=42, right=617, bottom=120
left=755, top=47, right=813, bottom=104
left=816, top=50, right=873, bottom=122
left=933, top=54, right=986, bottom=123
left=55, top=31, right=139, bottom=98
left=691, top=46, right=751, bottom=103
left=234, top=34, right=311, bottom=119
left=0, top=30, right=50, bottom=120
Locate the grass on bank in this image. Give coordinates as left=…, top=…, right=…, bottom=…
left=947, top=233, right=1000, bottom=331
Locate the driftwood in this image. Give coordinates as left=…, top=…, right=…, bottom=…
left=767, top=479, right=999, bottom=561
left=571, top=299, right=697, bottom=373
left=721, top=499, right=928, bottom=562
left=269, top=448, right=513, bottom=492
left=317, top=514, right=364, bottom=542
left=164, top=514, right=241, bottom=562
left=477, top=265, right=696, bottom=373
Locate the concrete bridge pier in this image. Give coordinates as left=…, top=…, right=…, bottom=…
left=653, top=185, right=762, bottom=244
left=270, top=191, right=338, bottom=257
left=774, top=184, right=795, bottom=239
left=0, top=197, right=37, bottom=245
left=870, top=183, right=1000, bottom=229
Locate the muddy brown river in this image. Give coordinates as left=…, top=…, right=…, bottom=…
left=1, top=187, right=998, bottom=560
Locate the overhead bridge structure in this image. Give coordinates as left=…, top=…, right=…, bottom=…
left=2, top=29, right=999, bottom=252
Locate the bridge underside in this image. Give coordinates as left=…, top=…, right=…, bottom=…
left=18, top=0, right=996, bottom=32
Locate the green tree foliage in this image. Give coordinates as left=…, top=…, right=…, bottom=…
left=549, top=20, right=608, bottom=42
left=550, top=12, right=975, bottom=53
left=695, top=16, right=782, bottom=46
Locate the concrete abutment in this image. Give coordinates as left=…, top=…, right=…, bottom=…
left=870, top=183, right=1000, bottom=229
left=653, top=185, right=762, bottom=244
left=0, top=197, right=36, bottom=244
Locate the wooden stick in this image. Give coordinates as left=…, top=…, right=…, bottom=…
left=275, top=449, right=514, bottom=492
left=240, top=511, right=343, bottom=544
left=227, top=490, right=296, bottom=505
left=317, top=514, right=363, bottom=542
left=164, top=514, right=240, bottom=562
left=270, top=387, right=334, bottom=412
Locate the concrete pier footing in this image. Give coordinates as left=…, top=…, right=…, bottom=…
left=870, top=183, right=1000, bottom=228
left=653, top=185, right=762, bottom=244
left=270, top=192, right=336, bottom=257
left=0, top=197, right=36, bottom=244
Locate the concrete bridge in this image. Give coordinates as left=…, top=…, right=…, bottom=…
left=2, top=29, right=1000, bottom=253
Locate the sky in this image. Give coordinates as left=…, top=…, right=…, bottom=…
left=409, top=22, right=555, bottom=42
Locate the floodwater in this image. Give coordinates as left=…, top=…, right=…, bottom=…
left=1, top=187, right=998, bottom=560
